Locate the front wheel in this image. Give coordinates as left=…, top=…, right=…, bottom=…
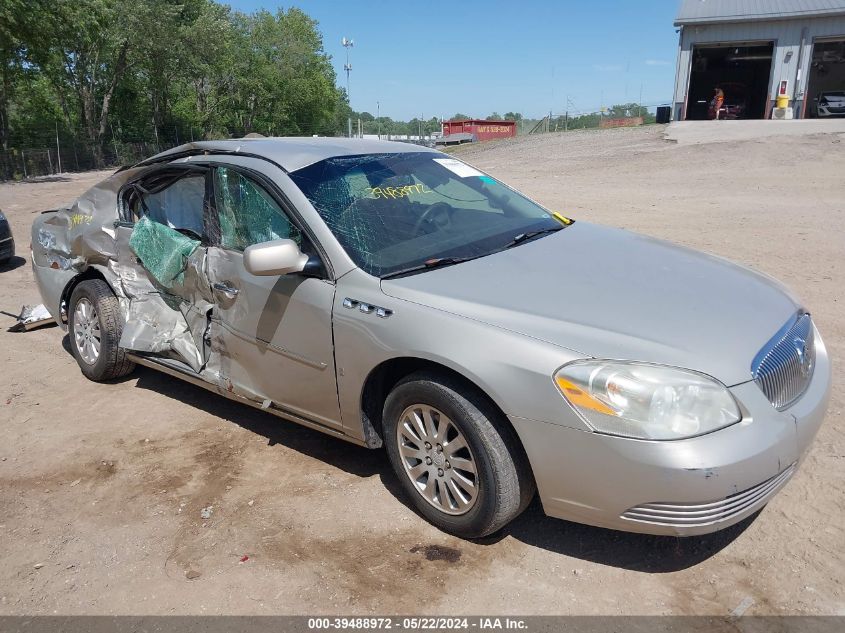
left=383, top=372, right=535, bottom=538
left=68, top=279, right=135, bottom=381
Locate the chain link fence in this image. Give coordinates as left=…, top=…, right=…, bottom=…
left=0, top=140, right=178, bottom=182
left=518, top=103, right=670, bottom=135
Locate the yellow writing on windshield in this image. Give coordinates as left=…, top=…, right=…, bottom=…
left=366, top=184, right=433, bottom=200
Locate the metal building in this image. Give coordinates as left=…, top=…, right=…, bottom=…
left=673, top=0, right=845, bottom=120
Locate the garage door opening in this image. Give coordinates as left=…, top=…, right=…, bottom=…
left=805, top=39, right=845, bottom=118
left=686, top=43, right=774, bottom=120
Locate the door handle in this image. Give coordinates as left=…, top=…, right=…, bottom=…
left=213, top=281, right=239, bottom=299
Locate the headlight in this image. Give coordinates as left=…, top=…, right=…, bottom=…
left=554, top=360, right=741, bottom=440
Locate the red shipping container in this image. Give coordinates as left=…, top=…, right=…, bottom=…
left=441, top=119, right=516, bottom=142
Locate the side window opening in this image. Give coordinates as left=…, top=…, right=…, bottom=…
left=128, top=172, right=207, bottom=241
left=212, top=167, right=302, bottom=252
left=121, top=170, right=208, bottom=289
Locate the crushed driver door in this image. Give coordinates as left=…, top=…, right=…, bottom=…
left=203, top=164, right=342, bottom=430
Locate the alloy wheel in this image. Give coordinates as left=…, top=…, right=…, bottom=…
left=395, top=404, right=479, bottom=515
left=73, top=298, right=101, bottom=365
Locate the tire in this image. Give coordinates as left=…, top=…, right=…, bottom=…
left=68, top=279, right=135, bottom=381
left=383, top=371, right=535, bottom=538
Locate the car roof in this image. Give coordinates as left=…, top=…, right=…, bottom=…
left=142, top=137, right=440, bottom=173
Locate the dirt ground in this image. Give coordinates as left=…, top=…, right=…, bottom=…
left=0, top=125, right=843, bottom=616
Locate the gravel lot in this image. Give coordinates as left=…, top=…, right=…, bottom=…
left=0, top=124, right=843, bottom=615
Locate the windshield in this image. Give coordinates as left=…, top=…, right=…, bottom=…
left=288, top=152, right=564, bottom=277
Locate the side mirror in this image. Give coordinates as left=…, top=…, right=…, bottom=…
left=243, top=239, right=308, bottom=276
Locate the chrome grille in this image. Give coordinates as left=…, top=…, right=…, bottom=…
left=621, top=464, right=796, bottom=528
left=751, top=313, right=815, bottom=410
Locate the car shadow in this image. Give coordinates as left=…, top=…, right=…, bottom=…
left=0, top=256, right=26, bottom=272
left=61, top=341, right=754, bottom=572
left=129, top=364, right=391, bottom=481
left=13, top=175, right=74, bottom=184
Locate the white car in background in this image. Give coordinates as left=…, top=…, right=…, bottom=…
left=816, top=91, right=845, bottom=117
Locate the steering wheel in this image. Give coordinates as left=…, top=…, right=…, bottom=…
left=413, top=202, right=454, bottom=236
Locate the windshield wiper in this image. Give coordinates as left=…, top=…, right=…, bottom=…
left=380, top=256, right=479, bottom=280
left=503, top=226, right=564, bottom=250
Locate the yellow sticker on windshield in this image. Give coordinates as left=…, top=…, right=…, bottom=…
left=366, top=184, right=433, bottom=200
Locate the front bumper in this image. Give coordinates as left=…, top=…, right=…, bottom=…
left=818, top=106, right=845, bottom=117
left=511, top=331, right=831, bottom=536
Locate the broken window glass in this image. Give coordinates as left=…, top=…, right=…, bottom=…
left=288, top=152, right=561, bottom=277
left=128, top=216, right=200, bottom=287
left=214, top=168, right=301, bottom=251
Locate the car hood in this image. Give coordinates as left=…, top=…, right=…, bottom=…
left=380, top=222, right=800, bottom=386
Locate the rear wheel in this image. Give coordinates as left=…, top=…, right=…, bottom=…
left=68, top=279, right=135, bottom=381
left=383, top=371, right=535, bottom=538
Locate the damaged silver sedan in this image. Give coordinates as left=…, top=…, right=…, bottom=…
left=31, top=138, right=831, bottom=538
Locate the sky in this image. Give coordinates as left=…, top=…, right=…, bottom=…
left=227, top=0, right=683, bottom=121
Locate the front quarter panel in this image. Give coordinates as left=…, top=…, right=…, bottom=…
left=333, top=268, right=591, bottom=442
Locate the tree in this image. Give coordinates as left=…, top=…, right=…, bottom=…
left=503, top=111, right=523, bottom=121
left=449, top=113, right=471, bottom=121
left=0, top=0, right=23, bottom=149
left=486, top=112, right=502, bottom=120
left=171, top=0, right=235, bottom=139
left=1, top=0, right=54, bottom=149
left=131, top=0, right=215, bottom=144
left=29, top=0, right=180, bottom=163
left=3, top=0, right=348, bottom=162
left=377, top=116, right=394, bottom=137
left=330, top=88, right=353, bottom=137
left=608, top=102, right=642, bottom=118
left=224, top=8, right=337, bottom=136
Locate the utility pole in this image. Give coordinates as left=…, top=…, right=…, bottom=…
left=565, top=95, right=574, bottom=132
left=639, top=83, right=644, bottom=118
left=377, top=101, right=380, bottom=139
left=342, top=37, right=354, bottom=138
left=600, top=90, right=604, bottom=126
left=564, top=94, right=567, bottom=133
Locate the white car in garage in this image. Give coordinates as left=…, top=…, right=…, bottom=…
left=816, top=91, right=845, bottom=117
